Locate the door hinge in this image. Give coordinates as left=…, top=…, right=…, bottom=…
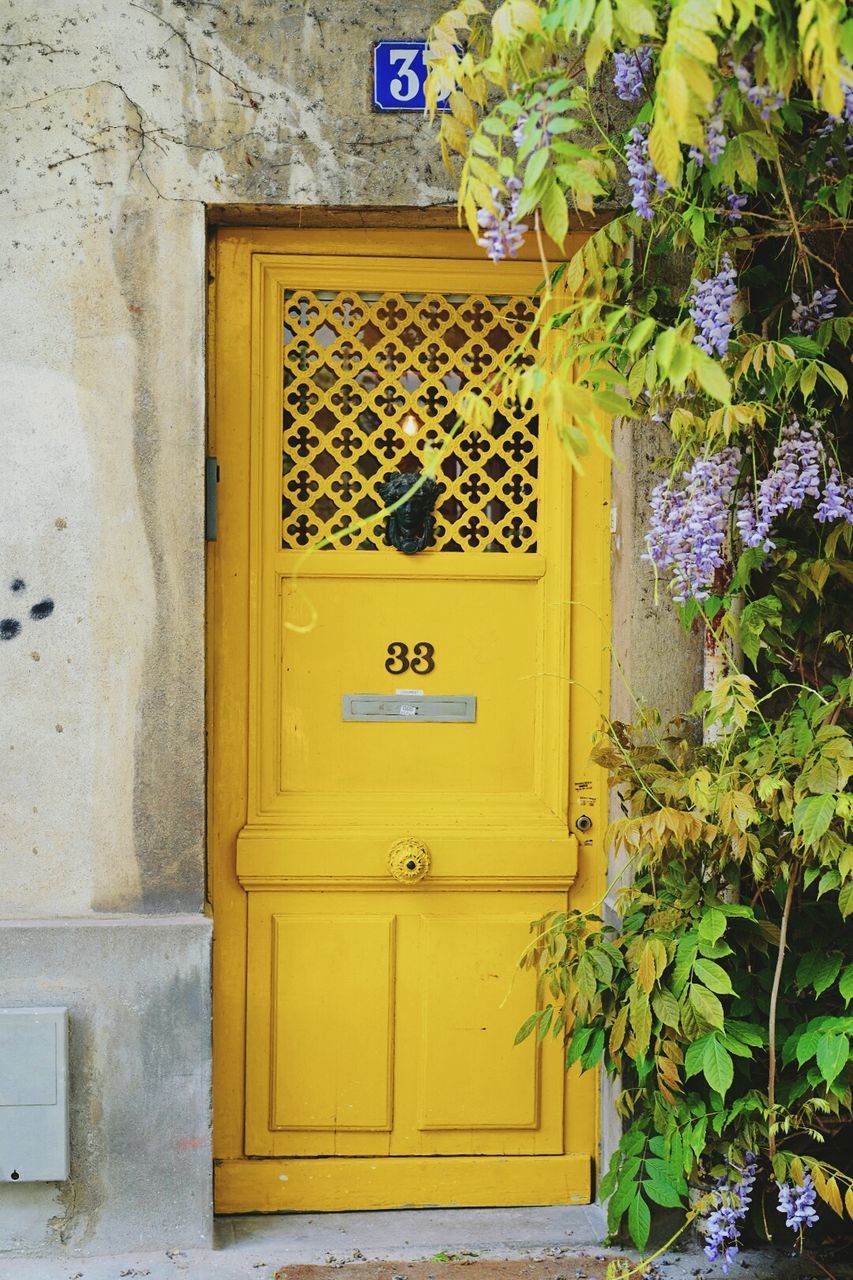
left=205, top=456, right=220, bottom=541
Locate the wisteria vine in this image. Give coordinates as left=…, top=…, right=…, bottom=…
left=426, top=1, right=853, bottom=1272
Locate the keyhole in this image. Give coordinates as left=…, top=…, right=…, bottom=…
left=406, top=859, right=416, bottom=871
left=10, top=1170, right=19, bottom=1181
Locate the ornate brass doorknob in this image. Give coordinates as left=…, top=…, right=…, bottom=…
left=388, top=837, right=431, bottom=884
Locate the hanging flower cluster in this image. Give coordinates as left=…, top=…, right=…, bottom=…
left=725, top=187, right=748, bottom=221
left=644, top=447, right=742, bottom=603
left=626, top=125, right=667, bottom=220
left=737, top=418, right=853, bottom=550
left=689, top=100, right=726, bottom=166
left=613, top=46, right=653, bottom=102
left=689, top=255, right=738, bottom=357
left=702, top=1153, right=758, bottom=1275
left=734, top=62, right=786, bottom=120
left=777, top=1173, right=820, bottom=1233
left=476, top=178, right=527, bottom=262
left=791, top=286, right=838, bottom=334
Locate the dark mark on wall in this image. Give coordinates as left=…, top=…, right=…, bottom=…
left=1, top=582, right=56, bottom=640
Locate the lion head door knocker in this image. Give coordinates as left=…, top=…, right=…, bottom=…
left=377, top=471, right=440, bottom=555
left=388, top=837, right=431, bottom=884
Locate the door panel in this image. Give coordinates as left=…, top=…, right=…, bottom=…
left=210, top=227, right=609, bottom=1212
left=269, top=913, right=396, bottom=1133
left=416, top=915, right=545, bottom=1132
left=246, top=891, right=563, bottom=1158
left=278, top=574, right=541, bottom=796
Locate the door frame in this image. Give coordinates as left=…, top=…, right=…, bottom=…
left=206, top=223, right=612, bottom=1213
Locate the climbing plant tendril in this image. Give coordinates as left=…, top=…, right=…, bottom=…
left=426, top=0, right=852, bottom=1269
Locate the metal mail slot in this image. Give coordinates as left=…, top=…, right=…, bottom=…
left=343, top=694, right=476, bottom=723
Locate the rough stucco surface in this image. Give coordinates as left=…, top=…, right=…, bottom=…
left=0, top=0, right=455, bottom=916
left=0, top=917, right=212, bottom=1254
left=0, top=0, right=700, bottom=1255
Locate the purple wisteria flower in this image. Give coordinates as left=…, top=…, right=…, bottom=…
left=614, top=46, right=653, bottom=103
left=791, top=286, right=838, bottom=334
left=777, top=1174, right=820, bottom=1232
left=512, top=112, right=528, bottom=147
left=513, top=99, right=553, bottom=151
left=703, top=1152, right=758, bottom=1275
left=734, top=62, right=785, bottom=120
left=725, top=188, right=748, bottom=221
left=689, top=254, right=738, bottom=357
left=626, top=125, right=667, bottom=220
left=476, top=178, right=527, bottom=262
left=689, top=101, right=726, bottom=166
left=736, top=418, right=853, bottom=548
left=644, top=446, right=742, bottom=603
left=816, top=463, right=853, bottom=523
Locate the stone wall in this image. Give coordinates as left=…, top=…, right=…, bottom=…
left=0, top=0, right=454, bottom=1254
left=0, top=0, right=699, bottom=1253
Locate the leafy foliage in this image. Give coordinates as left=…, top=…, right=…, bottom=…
left=426, top=0, right=853, bottom=1263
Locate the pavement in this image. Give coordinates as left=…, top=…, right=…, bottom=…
left=0, top=1206, right=842, bottom=1280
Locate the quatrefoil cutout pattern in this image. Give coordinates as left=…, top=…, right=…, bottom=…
left=281, top=289, right=540, bottom=552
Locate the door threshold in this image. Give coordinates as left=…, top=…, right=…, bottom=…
left=215, top=1204, right=608, bottom=1262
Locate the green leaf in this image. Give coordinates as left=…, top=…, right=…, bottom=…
left=793, top=793, right=836, bottom=849
left=628, top=1193, right=651, bottom=1251
left=673, top=931, right=699, bottom=995
left=816, top=1033, right=849, bottom=1086
left=655, top=326, right=678, bottom=374
left=689, top=983, right=725, bottom=1031
left=702, top=1035, right=734, bottom=1099
left=684, top=1034, right=710, bottom=1078
left=566, top=1024, right=593, bottom=1068
left=626, top=316, right=656, bottom=354
left=644, top=1176, right=683, bottom=1209
left=739, top=595, right=782, bottom=665
left=652, top=988, right=681, bottom=1029
left=839, top=966, right=853, bottom=1005
left=806, top=754, right=839, bottom=795
left=692, top=350, right=731, bottom=403
left=840, top=883, right=853, bottom=919
left=796, top=951, right=844, bottom=997
left=580, top=1026, right=606, bottom=1070
left=515, top=1012, right=541, bottom=1044
left=540, top=176, right=568, bottom=247
left=795, top=1029, right=820, bottom=1067
left=607, top=1174, right=637, bottom=1232
left=693, top=958, right=735, bottom=995
left=575, top=953, right=597, bottom=1001
left=698, top=909, right=726, bottom=945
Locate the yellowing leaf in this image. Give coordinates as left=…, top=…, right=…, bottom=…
left=441, top=115, right=470, bottom=157
left=844, top=1185, right=853, bottom=1219
left=492, top=0, right=542, bottom=44
left=638, top=943, right=657, bottom=993
left=649, top=116, right=681, bottom=186
left=824, top=1177, right=844, bottom=1218
left=664, top=68, right=690, bottom=130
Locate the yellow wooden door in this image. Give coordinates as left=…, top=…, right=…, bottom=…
left=209, top=227, right=610, bottom=1213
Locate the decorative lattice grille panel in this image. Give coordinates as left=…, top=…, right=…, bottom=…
left=282, top=289, right=539, bottom=552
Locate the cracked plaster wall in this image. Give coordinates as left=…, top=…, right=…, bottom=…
left=1, top=0, right=455, bottom=916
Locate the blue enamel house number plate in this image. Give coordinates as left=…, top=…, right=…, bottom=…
left=372, top=40, right=448, bottom=112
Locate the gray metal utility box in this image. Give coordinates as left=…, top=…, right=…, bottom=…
left=0, top=1007, right=69, bottom=1181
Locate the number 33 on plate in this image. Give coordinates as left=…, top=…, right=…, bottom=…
left=372, top=41, right=450, bottom=112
